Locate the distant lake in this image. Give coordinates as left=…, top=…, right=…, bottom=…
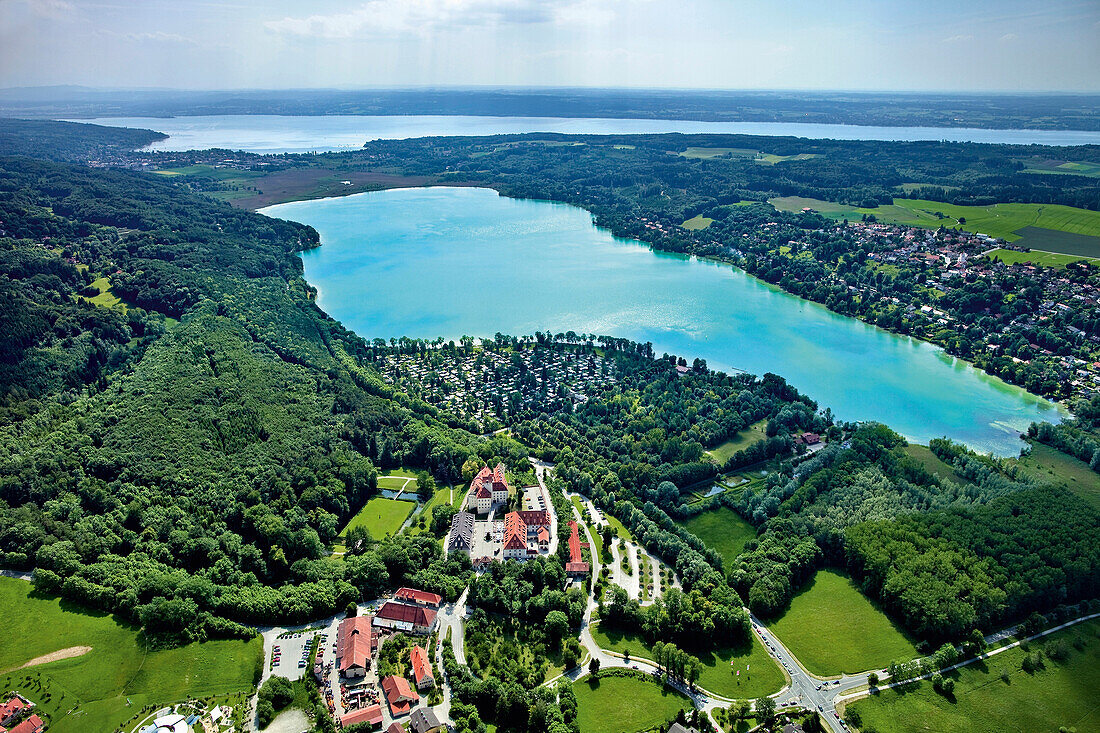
left=74, top=114, right=1100, bottom=153
left=261, top=187, right=1063, bottom=455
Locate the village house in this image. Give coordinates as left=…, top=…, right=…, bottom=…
left=0, top=696, right=31, bottom=728
left=380, top=675, right=419, bottom=717
left=502, top=511, right=528, bottom=559
left=409, top=707, right=445, bottom=733
left=335, top=615, right=378, bottom=678
left=410, top=644, right=435, bottom=690
left=8, top=714, right=44, bottom=733
left=373, top=601, right=437, bottom=635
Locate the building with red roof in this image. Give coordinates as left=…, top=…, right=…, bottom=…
left=395, top=587, right=442, bottom=608
left=373, top=601, right=437, bottom=635
left=0, top=697, right=28, bottom=727
left=340, top=704, right=383, bottom=730
left=503, top=511, right=528, bottom=559
left=384, top=723, right=405, bottom=733
left=565, top=521, right=589, bottom=576
left=380, top=675, right=419, bottom=717
left=471, top=463, right=509, bottom=513
left=336, top=615, right=377, bottom=678
left=410, top=644, right=435, bottom=690
left=9, top=714, right=44, bottom=733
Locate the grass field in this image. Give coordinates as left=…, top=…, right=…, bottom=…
left=766, top=569, right=919, bottom=676
left=79, top=276, right=126, bottom=311
left=677, top=147, right=758, bottom=160
left=591, top=625, right=784, bottom=698
left=768, top=196, right=1100, bottom=245
left=573, top=673, right=691, bottom=733
left=757, top=153, right=820, bottom=164
left=339, top=496, right=415, bottom=539
left=0, top=577, right=261, bottom=733
left=902, top=444, right=970, bottom=485
left=846, top=619, right=1100, bottom=733
left=986, top=247, right=1099, bottom=268
left=678, top=507, right=757, bottom=566
left=1016, top=441, right=1100, bottom=510
left=1022, top=159, right=1100, bottom=178
left=1012, top=226, right=1100, bottom=258
left=706, top=420, right=769, bottom=464
left=682, top=214, right=714, bottom=230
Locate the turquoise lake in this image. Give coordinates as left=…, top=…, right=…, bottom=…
left=261, top=187, right=1063, bottom=455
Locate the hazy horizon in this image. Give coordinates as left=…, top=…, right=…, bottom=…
left=2, top=0, right=1098, bottom=93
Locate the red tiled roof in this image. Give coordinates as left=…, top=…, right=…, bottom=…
left=567, top=521, right=583, bottom=563
left=376, top=601, right=437, bottom=628
left=385, top=724, right=405, bottom=733
left=410, top=644, right=433, bottom=685
left=336, top=616, right=376, bottom=672
left=537, top=526, right=550, bottom=542
left=517, top=509, right=550, bottom=526
left=566, top=561, right=590, bottom=573
left=381, top=675, right=419, bottom=716
left=395, top=587, right=443, bottom=607
left=10, top=715, right=44, bottom=733
left=0, top=699, right=26, bottom=722
left=341, top=704, right=383, bottom=728
left=503, top=512, right=527, bottom=550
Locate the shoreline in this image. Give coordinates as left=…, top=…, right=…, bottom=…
left=253, top=182, right=1070, bottom=427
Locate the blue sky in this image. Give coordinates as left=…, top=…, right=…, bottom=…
left=1, top=0, right=1098, bottom=91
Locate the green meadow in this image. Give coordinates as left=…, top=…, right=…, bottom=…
left=339, top=496, right=415, bottom=539
left=681, top=214, right=714, bottom=230
left=766, top=569, right=919, bottom=676
left=677, top=507, right=757, bottom=566
left=1016, top=441, right=1100, bottom=510
left=573, top=673, right=691, bottom=733
left=846, top=619, right=1100, bottom=733
left=591, top=624, right=784, bottom=698
left=706, top=420, right=769, bottom=464
left=0, top=577, right=260, bottom=733
left=986, top=247, right=1098, bottom=268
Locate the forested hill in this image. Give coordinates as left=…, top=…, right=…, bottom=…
left=0, top=153, right=522, bottom=638
left=0, top=117, right=166, bottom=161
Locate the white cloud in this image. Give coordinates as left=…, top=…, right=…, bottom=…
left=942, top=33, right=974, bottom=43
left=264, top=0, right=621, bottom=39
left=999, top=32, right=1018, bottom=41
left=17, top=0, right=75, bottom=20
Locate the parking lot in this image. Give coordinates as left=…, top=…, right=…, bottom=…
left=268, top=628, right=321, bottom=681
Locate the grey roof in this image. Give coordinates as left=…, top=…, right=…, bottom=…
left=410, top=707, right=442, bottom=733
left=668, top=724, right=699, bottom=733
left=447, top=510, right=475, bottom=551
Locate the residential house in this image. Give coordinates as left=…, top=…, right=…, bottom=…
left=9, top=715, right=44, bottom=733
left=374, top=601, right=437, bottom=635
left=410, top=707, right=444, bottom=733
left=380, top=675, right=419, bottom=717
left=0, top=697, right=29, bottom=727
left=668, top=724, right=699, bottom=733
left=336, top=615, right=378, bottom=678
left=410, top=645, right=435, bottom=691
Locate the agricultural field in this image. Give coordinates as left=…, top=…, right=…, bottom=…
left=0, top=577, right=261, bottom=733
left=677, top=147, right=758, bottom=160
left=845, top=619, right=1100, bottom=733
left=339, top=496, right=415, bottom=540
left=573, top=673, right=691, bottom=733
left=681, top=214, right=714, bottom=230
left=1021, top=158, right=1100, bottom=178
left=756, top=152, right=821, bottom=164
left=1012, top=226, right=1100, bottom=258
left=591, top=625, right=784, bottom=698
left=706, top=420, right=769, bottom=464
left=1016, top=441, right=1100, bottom=510
left=766, top=569, right=919, bottom=676
left=677, top=507, right=757, bottom=566
left=768, top=196, right=1100, bottom=244
left=985, top=248, right=1098, bottom=268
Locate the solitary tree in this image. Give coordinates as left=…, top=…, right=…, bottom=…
left=754, top=696, right=776, bottom=725
left=588, top=658, right=601, bottom=677
left=867, top=672, right=879, bottom=687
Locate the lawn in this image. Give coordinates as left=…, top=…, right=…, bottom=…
left=80, top=276, right=126, bottom=311
left=677, top=147, right=758, bottom=160
left=573, top=673, right=691, bottom=733
left=339, top=496, right=415, bottom=539
left=678, top=507, right=757, bottom=566
left=766, top=569, right=919, bottom=676
left=0, top=577, right=261, bottom=733
left=902, top=444, right=970, bottom=485
left=591, top=624, right=784, bottom=699
left=706, top=420, right=769, bottom=464
left=682, top=214, right=714, bottom=230
left=845, top=619, right=1100, bottom=733
left=986, top=247, right=1098, bottom=268
left=1016, top=441, right=1100, bottom=510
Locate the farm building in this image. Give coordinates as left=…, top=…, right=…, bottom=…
left=380, top=675, right=419, bottom=717
left=410, top=644, right=435, bottom=690
left=373, top=601, right=437, bottom=635
left=395, top=587, right=443, bottom=608
left=336, top=615, right=378, bottom=677
left=340, top=704, right=383, bottom=729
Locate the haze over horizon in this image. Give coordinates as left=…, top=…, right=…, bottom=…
left=2, top=0, right=1098, bottom=93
